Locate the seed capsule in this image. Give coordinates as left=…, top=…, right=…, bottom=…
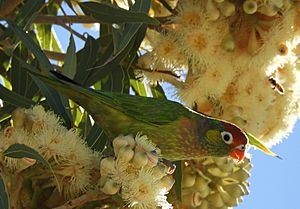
left=221, top=34, right=235, bottom=52
left=219, top=1, right=235, bottom=17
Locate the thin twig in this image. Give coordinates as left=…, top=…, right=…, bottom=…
left=44, top=50, right=65, bottom=61
left=34, top=15, right=98, bottom=24
left=58, top=23, right=87, bottom=41
left=0, top=0, right=22, bottom=17
left=134, top=65, right=180, bottom=79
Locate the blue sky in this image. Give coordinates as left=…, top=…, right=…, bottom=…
left=53, top=17, right=300, bottom=209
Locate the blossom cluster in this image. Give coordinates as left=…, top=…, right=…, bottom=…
left=140, top=0, right=300, bottom=147
left=99, top=134, right=175, bottom=209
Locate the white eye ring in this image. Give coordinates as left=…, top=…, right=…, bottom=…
left=221, top=131, right=233, bottom=144
left=235, top=144, right=246, bottom=151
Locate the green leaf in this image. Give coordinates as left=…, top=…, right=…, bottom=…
left=10, top=44, right=39, bottom=98
left=86, top=124, right=108, bottom=151
left=130, top=79, right=147, bottom=96
left=6, top=20, right=53, bottom=72
left=247, top=132, right=282, bottom=159
left=173, top=160, right=182, bottom=201
left=151, top=84, right=167, bottom=99
left=0, top=84, right=35, bottom=108
left=30, top=75, right=72, bottom=128
left=0, top=175, right=9, bottom=209
left=13, top=57, right=72, bottom=128
left=62, top=35, right=77, bottom=79
left=3, top=143, right=61, bottom=192
left=74, top=35, right=99, bottom=85
left=79, top=2, right=159, bottom=25
left=15, top=0, right=45, bottom=29
left=35, top=24, right=52, bottom=50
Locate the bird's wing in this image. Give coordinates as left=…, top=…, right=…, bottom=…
left=95, top=90, right=191, bottom=125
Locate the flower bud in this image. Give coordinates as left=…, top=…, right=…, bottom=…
left=102, top=180, right=120, bottom=195
left=243, top=0, right=258, bottom=14
left=221, top=34, right=235, bottom=52
left=152, top=164, right=168, bottom=179
left=11, top=108, right=25, bottom=128
left=132, top=152, right=148, bottom=168
left=207, top=192, right=224, bottom=207
left=207, top=165, right=229, bottom=177
left=118, top=145, right=134, bottom=162
left=219, top=1, right=235, bottom=17
left=182, top=173, right=196, bottom=188
left=217, top=185, right=239, bottom=207
left=113, top=136, right=128, bottom=155
left=206, top=0, right=220, bottom=21
left=100, top=157, right=115, bottom=175
left=227, top=168, right=250, bottom=182
left=160, top=175, right=175, bottom=191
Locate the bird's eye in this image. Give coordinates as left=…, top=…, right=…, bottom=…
left=236, top=144, right=246, bottom=151
left=221, top=131, right=233, bottom=144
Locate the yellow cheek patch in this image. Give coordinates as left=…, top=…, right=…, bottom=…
left=206, top=130, right=221, bottom=143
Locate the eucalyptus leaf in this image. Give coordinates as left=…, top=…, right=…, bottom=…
left=6, top=20, right=53, bottom=72
left=0, top=84, right=35, bottom=108
left=0, top=175, right=9, bottom=209
left=3, top=143, right=61, bottom=192
left=86, top=124, right=108, bottom=151
left=62, top=35, right=77, bottom=79
left=79, top=2, right=159, bottom=25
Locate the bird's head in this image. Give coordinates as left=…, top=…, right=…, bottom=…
left=204, top=121, right=248, bottom=161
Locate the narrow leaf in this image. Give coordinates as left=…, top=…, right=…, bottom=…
left=173, top=161, right=182, bottom=201
left=79, top=2, right=159, bottom=25
left=62, top=35, right=77, bottom=79
left=6, top=20, right=53, bottom=72
left=0, top=175, right=9, bottom=209
left=0, top=84, right=35, bottom=108
left=86, top=124, right=108, bottom=151
left=30, top=75, right=72, bottom=128
left=247, top=132, right=282, bottom=159
left=3, top=143, right=61, bottom=192
left=130, top=79, right=148, bottom=96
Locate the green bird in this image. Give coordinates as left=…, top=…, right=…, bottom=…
left=29, top=71, right=248, bottom=161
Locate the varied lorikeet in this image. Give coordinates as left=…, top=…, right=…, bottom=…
left=29, top=71, right=248, bottom=161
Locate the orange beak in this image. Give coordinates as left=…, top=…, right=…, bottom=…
left=230, top=149, right=245, bottom=162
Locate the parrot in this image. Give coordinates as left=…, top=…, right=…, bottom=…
left=28, top=70, right=248, bottom=161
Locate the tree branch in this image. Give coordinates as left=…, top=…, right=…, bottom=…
left=0, top=0, right=23, bottom=17
left=34, top=15, right=98, bottom=24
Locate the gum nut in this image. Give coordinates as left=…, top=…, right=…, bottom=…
left=118, top=145, right=134, bottom=162
left=223, top=184, right=245, bottom=198
left=132, top=152, right=148, bottom=168
left=194, top=176, right=210, bottom=191
left=100, top=157, right=115, bottom=174
left=113, top=136, right=128, bottom=155
left=102, top=180, right=120, bottom=195
left=123, top=134, right=136, bottom=148
left=153, top=164, right=169, bottom=179
left=220, top=1, right=235, bottom=17
left=160, top=175, right=175, bottom=191
left=207, top=166, right=229, bottom=178
left=258, top=5, right=278, bottom=16
left=243, top=0, right=258, bottom=14
left=12, top=108, right=25, bottom=128
left=217, top=185, right=239, bottom=207
left=198, top=199, right=209, bottom=209
left=207, top=192, right=224, bottom=208
left=182, top=173, right=197, bottom=188
left=227, top=168, right=250, bottom=182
